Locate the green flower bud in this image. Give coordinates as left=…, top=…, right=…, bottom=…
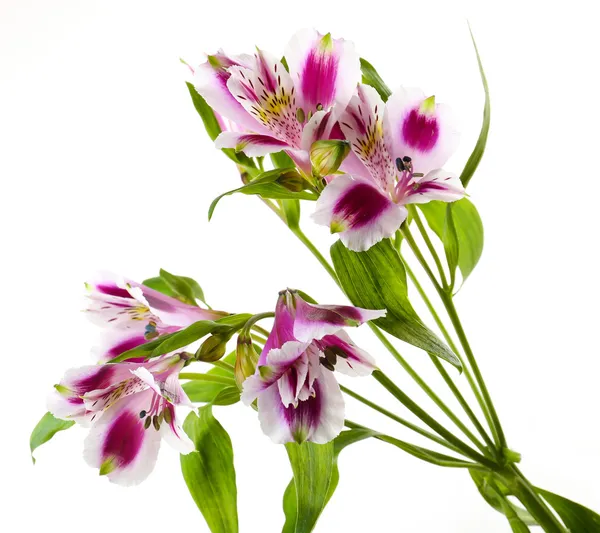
left=235, top=336, right=259, bottom=389
left=276, top=169, right=311, bottom=193
left=196, top=332, right=231, bottom=362
left=310, top=140, right=350, bottom=178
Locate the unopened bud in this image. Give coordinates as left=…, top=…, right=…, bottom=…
left=196, top=332, right=231, bottom=362
left=235, top=336, right=259, bottom=388
left=310, top=140, right=350, bottom=178
left=277, top=170, right=311, bottom=193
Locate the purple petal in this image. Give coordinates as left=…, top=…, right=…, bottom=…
left=312, top=175, right=407, bottom=252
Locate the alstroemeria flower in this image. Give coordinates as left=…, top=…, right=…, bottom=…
left=193, top=29, right=360, bottom=173
left=85, top=273, right=226, bottom=362
left=313, top=84, right=465, bottom=251
left=48, top=353, right=194, bottom=485
left=242, top=290, right=384, bottom=444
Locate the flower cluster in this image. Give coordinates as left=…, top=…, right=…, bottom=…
left=194, top=29, right=466, bottom=252
left=48, top=273, right=225, bottom=485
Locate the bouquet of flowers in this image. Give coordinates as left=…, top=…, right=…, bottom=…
left=30, top=28, right=599, bottom=532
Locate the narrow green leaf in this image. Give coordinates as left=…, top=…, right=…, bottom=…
left=185, top=81, right=256, bottom=170
left=108, top=314, right=252, bottom=362
left=460, top=27, right=490, bottom=188
left=211, top=386, right=241, bottom=406
left=208, top=168, right=317, bottom=221
left=283, top=442, right=335, bottom=533
left=181, top=406, right=238, bottom=533
left=331, top=239, right=460, bottom=368
left=538, top=489, right=600, bottom=532
left=359, top=58, right=392, bottom=102
left=418, top=199, right=484, bottom=287
left=30, top=412, right=75, bottom=464
left=182, top=352, right=237, bottom=403
left=186, top=81, right=221, bottom=141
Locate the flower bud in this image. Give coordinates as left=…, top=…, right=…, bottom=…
left=235, top=336, right=259, bottom=389
left=196, top=332, right=231, bottom=362
left=310, top=140, right=350, bottom=178
left=276, top=170, right=311, bottom=193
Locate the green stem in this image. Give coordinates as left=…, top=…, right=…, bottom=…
left=440, top=292, right=507, bottom=452
left=179, top=373, right=236, bottom=385
left=401, top=254, right=496, bottom=454
left=252, top=324, right=271, bottom=338
left=340, top=384, right=464, bottom=455
left=290, top=226, right=340, bottom=285
left=369, top=325, right=488, bottom=455
left=372, top=370, right=497, bottom=470
left=251, top=334, right=267, bottom=345
left=208, top=360, right=235, bottom=373
left=411, top=207, right=449, bottom=289
left=401, top=223, right=504, bottom=450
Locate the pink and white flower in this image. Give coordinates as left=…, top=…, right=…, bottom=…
left=242, top=290, right=384, bottom=444
left=85, top=273, right=226, bottom=362
left=193, top=29, right=361, bottom=173
left=313, top=84, right=466, bottom=251
left=48, top=353, right=194, bottom=485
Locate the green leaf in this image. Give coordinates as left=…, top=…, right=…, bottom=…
left=460, top=27, right=490, bottom=188
left=208, top=168, right=317, bottom=221
left=183, top=351, right=237, bottom=403
left=359, top=58, right=392, bottom=102
left=186, top=81, right=221, bottom=141
left=30, top=412, right=75, bottom=464
left=185, top=81, right=256, bottom=170
left=282, top=441, right=335, bottom=533
left=538, top=489, right=600, bottom=532
left=211, top=386, right=241, bottom=406
left=331, top=239, right=460, bottom=369
left=155, top=269, right=208, bottom=307
left=108, top=314, right=252, bottom=363
left=282, top=429, right=373, bottom=533
left=181, top=406, right=238, bottom=533
left=417, top=199, right=484, bottom=287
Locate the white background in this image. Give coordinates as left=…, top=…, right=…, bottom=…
left=2, top=0, right=599, bottom=531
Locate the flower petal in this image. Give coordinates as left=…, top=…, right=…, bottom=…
left=292, top=292, right=386, bottom=341
left=398, top=168, right=466, bottom=205
left=241, top=340, right=309, bottom=405
left=227, top=50, right=302, bottom=149
left=92, top=329, right=148, bottom=363
left=159, top=404, right=195, bottom=454
left=215, top=131, right=289, bottom=157
left=339, top=84, right=396, bottom=190
left=83, top=390, right=162, bottom=486
left=385, top=87, right=459, bottom=173
left=312, top=175, right=407, bottom=252
left=320, top=331, right=376, bottom=377
left=257, top=369, right=345, bottom=444
left=193, top=51, right=270, bottom=134
left=285, top=29, right=360, bottom=119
